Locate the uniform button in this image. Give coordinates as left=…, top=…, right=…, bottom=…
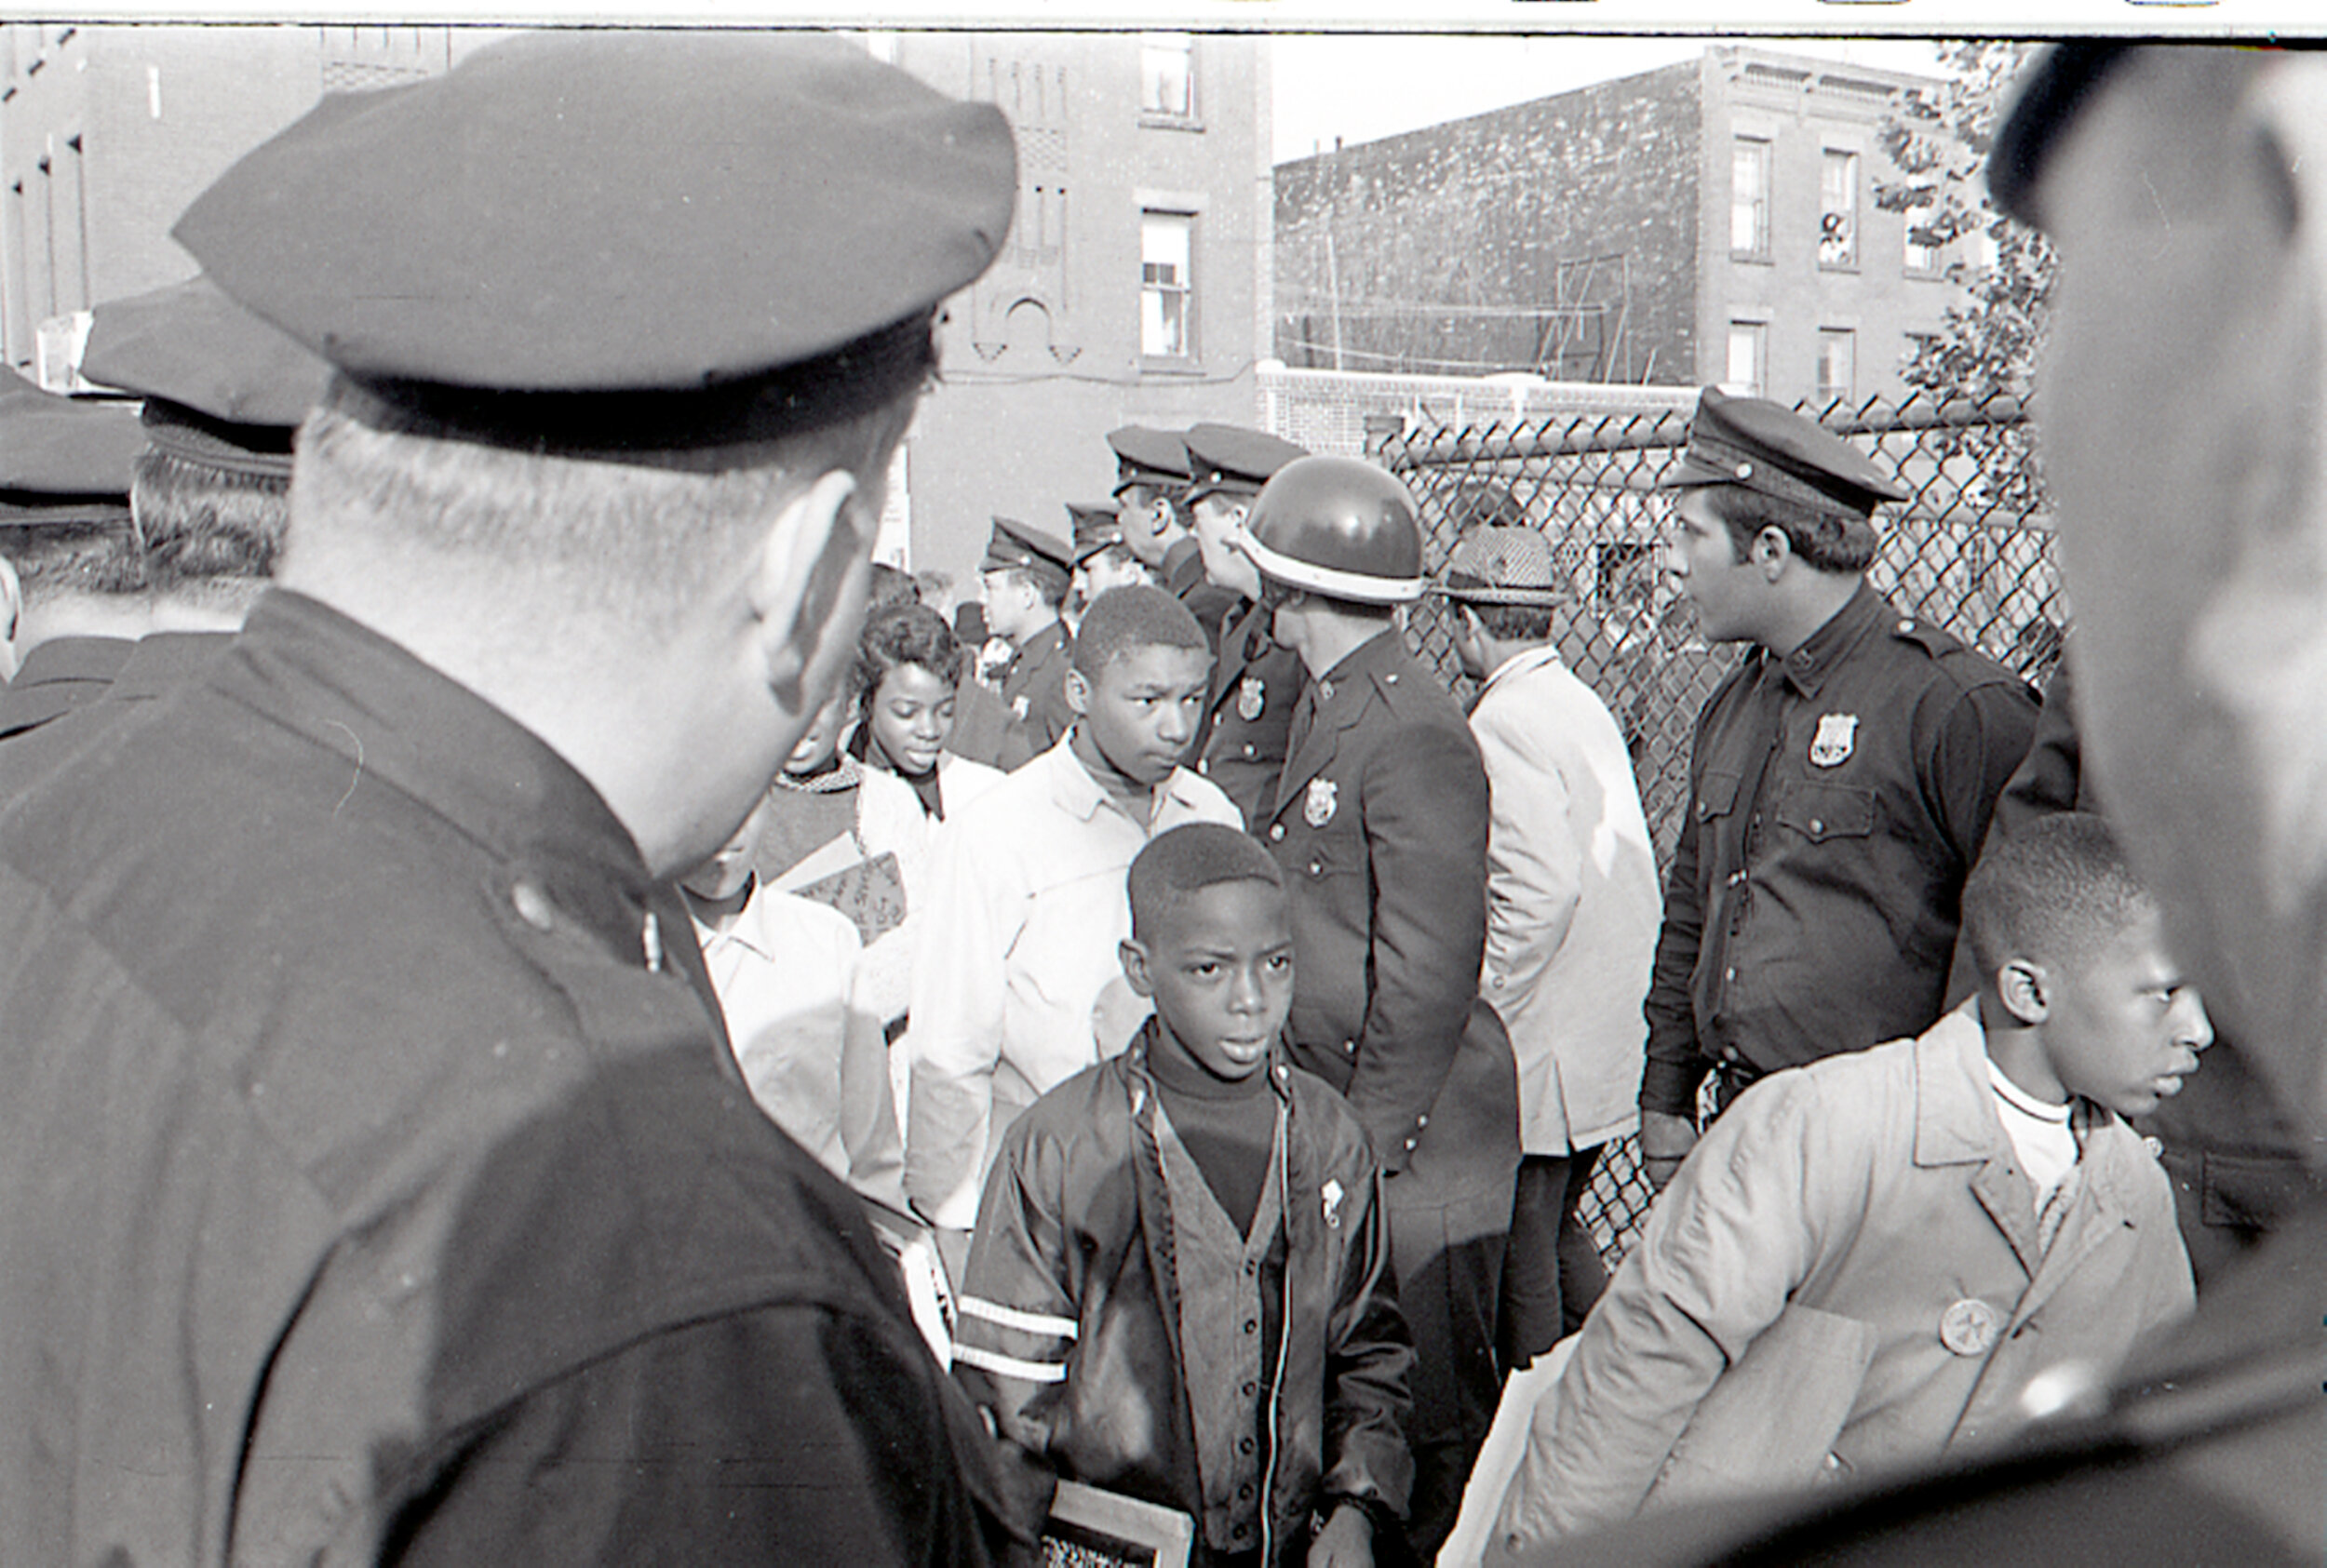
left=1488, top=974, right=1504, bottom=989
left=1239, top=1436, right=1256, bottom=1454
left=1244, top=743, right=1256, bottom=757
left=2143, top=1135, right=2165, bottom=1159
left=1309, top=860, right=1323, bottom=876
left=1198, top=757, right=1210, bottom=774
left=1724, top=966, right=1736, bottom=983
left=1898, top=618, right=1916, bottom=634
left=1384, top=672, right=1398, bottom=684
left=1404, top=1136, right=1418, bottom=1151
left=1727, top=870, right=1747, bottom=887
left=1809, top=818, right=1824, bottom=835
left=1245, top=1258, right=1258, bottom=1275
left=511, top=880, right=556, bottom=931
left=1723, top=1046, right=1742, bottom=1064
left=1418, top=1113, right=1429, bottom=1128
left=1270, top=824, right=1285, bottom=841
left=1342, top=1039, right=1356, bottom=1055
left=1320, top=680, right=1335, bottom=700
left=1239, top=1482, right=1256, bottom=1500
left=1244, top=1318, right=1258, bottom=1334
left=1243, top=1379, right=1258, bottom=1396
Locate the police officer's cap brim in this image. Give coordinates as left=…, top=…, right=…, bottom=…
left=1990, top=44, right=2135, bottom=229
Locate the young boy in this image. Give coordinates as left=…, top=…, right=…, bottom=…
left=907, top=585, right=1243, bottom=1236
left=954, top=824, right=1414, bottom=1567
left=1495, top=811, right=2209, bottom=1549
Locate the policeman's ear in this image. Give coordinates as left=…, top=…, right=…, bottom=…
left=0, top=556, right=22, bottom=684
left=1119, top=936, right=1156, bottom=998
left=746, top=469, right=870, bottom=717
left=1997, top=958, right=2051, bottom=1027
left=1063, top=663, right=1094, bottom=717
left=1752, top=525, right=1793, bottom=581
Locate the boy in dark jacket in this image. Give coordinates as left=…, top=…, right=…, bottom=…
left=955, top=823, right=1415, bottom=1566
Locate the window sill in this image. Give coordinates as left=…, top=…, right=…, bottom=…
left=1729, top=251, right=1774, bottom=266
left=1140, top=114, right=1205, bottom=133
left=1818, top=262, right=1863, bottom=275
left=1139, top=355, right=1204, bottom=378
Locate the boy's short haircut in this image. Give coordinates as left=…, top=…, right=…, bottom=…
left=1070, top=583, right=1206, bottom=679
left=867, top=561, right=921, bottom=608
left=852, top=599, right=962, bottom=704
left=132, top=448, right=288, bottom=603
left=1963, top=811, right=2155, bottom=980
left=1129, top=822, right=1285, bottom=941
left=1702, top=480, right=1877, bottom=574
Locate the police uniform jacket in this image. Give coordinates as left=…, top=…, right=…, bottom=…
left=1167, top=536, right=1244, bottom=657
left=0, top=590, right=1022, bottom=1565
left=0, top=633, right=134, bottom=741
left=1266, top=630, right=1507, bottom=1175
left=996, top=619, right=1074, bottom=771
left=0, top=630, right=225, bottom=803
left=1640, top=583, right=2038, bottom=1118
left=1497, top=1004, right=2193, bottom=1549
left=954, top=1025, right=1414, bottom=1564
left=1196, top=596, right=1306, bottom=831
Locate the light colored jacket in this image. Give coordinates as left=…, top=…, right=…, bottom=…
left=905, top=735, right=1241, bottom=1227
left=1469, top=646, right=1661, bottom=1153
left=1494, top=1003, right=2194, bottom=1550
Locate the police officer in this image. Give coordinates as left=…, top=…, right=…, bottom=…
left=1065, top=498, right=1151, bottom=630
left=1637, top=389, right=2038, bottom=1187
left=0, top=33, right=1026, bottom=1564
left=1109, top=422, right=1193, bottom=574
left=0, top=275, right=330, bottom=800
left=0, top=369, right=148, bottom=732
left=981, top=515, right=1076, bottom=770
left=1182, top=421, right=1309, bottom=827
left=1241, top=454, right=1521, bottom=1556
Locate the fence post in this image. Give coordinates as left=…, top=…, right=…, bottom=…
left=1362, top=412, right=1404, bottom=462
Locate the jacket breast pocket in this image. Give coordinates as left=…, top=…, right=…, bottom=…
left=1645, top=1302, right=1877, bottom=1509
left=1292, top=830, right=1364, bottom=888
left=1695, top=771, right=1742, bottom=824
left=1776, top=783, right=1876, bottom=845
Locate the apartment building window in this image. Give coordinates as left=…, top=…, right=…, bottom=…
left=1726, top=322, right=1766, bottom=397
left=1731, top=138, right=1770, bottom=260
left=1140, top=33, right=1194, bottom=121
left=1903, top=218, right=1940, bottom=276
left=1817, top=329, right=1856, bottom=405
left=1820, top=150, right=1859, bottom=269
left=1142, top=210, right=1193, bottom=359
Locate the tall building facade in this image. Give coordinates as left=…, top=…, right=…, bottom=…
left=0, top=24, right=1272, bottom=580
left=1273, top=46, right=1967, bottom=407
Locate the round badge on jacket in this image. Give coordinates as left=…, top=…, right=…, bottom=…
left=1939, top=1297, right=2003, bottom=1357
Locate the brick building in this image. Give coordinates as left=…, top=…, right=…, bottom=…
left=0, top=24, right=1273, bottom=581
left=1273, top=45, right=1968, bottom=407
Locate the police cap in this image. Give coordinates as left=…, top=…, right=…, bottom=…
left=1431, top=527, right=1565, bottom=607
left=0, top=369, right=141, bottom=530
left=171, top=31, right=1016, bottom=458
left=1183, top=423, right=1308, bottom=506
left=81, top=275, right=331, bottom=481
left=1065, top=502, right=1126, bottom=565
left=982, top=516, right=1073, bottom=594
left=1108, top=425, right=1192, bottom=499
left=1667, top=386, right=1906, bottom=517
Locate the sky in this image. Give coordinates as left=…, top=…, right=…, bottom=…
left=1270, top=34, right=1946, bottom=165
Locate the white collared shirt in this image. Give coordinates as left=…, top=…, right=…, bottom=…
left=904, top=733, right=1242, bottom=1227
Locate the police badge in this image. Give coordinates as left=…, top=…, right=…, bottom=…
left=1809, top=713, right=1858, bottom=767
left=1010, top=694, right=1030, bottom=721
left=1304, top=777, right=1338, bottom=827
left=1236, top=676, right=1265, bottom=721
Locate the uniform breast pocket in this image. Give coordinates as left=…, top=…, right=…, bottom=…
left=1294, top=831, right=1364, bottom=887
left=1776, top=783, right=1876, bottom=844
left=1695, top=771, right=1742, bottom=824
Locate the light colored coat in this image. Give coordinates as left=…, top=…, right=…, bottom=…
left=1494, top=1003, right=2194, bottom=1551
left=1469, top=646, right=1661, bottom=1154
left=904, top=736, right=1240, bottom=1228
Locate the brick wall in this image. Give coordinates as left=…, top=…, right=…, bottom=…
left=1273, top=61, right=1702, bottom=385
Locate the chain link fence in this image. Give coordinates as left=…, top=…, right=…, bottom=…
left=1373, top=389, right=2060, bottom=1267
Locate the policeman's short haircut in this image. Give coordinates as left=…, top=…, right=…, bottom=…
left=1464, top=600, right=1556, bottom=642
left=1702, top=482, right=1878, bottom=575
left=852, top=600, right=962, bottom=706
left=290, top=343, right=928, bottom=632
left=1087, top=541, right=1142, bottom=576
left=994, top=561, right=1068, bottom=611
left=0, top=521, right=146, bottom=605
left=132, top=448, right=287, bottom=611
left=1129, top=822, right=1286, bottom=942
left=1071, top=584, right=1207, bottom=679
left=1963, top=811, right=2157, bottom=981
